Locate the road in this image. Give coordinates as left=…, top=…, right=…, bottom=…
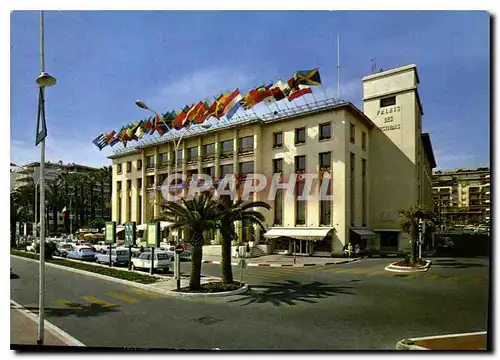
left=11, top=256, right=489, bottom=350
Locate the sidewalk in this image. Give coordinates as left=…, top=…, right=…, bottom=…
left=11, top=308, right=68, bottom=347
left=202, top=254, right=362, bottom=267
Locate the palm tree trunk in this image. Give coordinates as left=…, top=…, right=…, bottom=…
left=409, top=237, right=417, bottom=266
left=189, top=240, right=204, bottom=289
left=221, top=233, right=233, bottom=283
left=100, top=180, right=104, bottom=220
left=10, top=218, right=17, bottom=248
left=52, top=208, right=58, bottom=233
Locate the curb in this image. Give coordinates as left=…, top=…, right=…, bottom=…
left=167, top=284, right=249, bottom=298
left=385, top=260, right=432, bottom=273
left=10, top=299, right=86, bottom=347
left=202, top=257, right=363, bottom=267
left=11, top=255, right=245, bottom=299
left=396, top=331, right=487, bottom=350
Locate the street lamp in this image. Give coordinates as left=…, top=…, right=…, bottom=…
left=36, top=10, right=56, bottom=346
left=135, top=100, right=212, bottom=290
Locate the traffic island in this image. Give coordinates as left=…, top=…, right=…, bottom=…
left=396, top=331, right=487, bottom=350
left=385, top=259, right=432, bottom=273
left=169, top=281, right=249, bottom=298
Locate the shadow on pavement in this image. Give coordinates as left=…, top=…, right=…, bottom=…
left=432, top=260, right=486, bottom=269
left=10, top=274, right=20, bottom=279
left=227, top=279, right=357, bottom=307
left=12, top=302, right=120, bottom=318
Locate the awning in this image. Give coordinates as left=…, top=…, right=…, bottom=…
left=137, top=222, right=173, bottom=231
left=137, top=224, right=147, bottom=231
left=351, top=228, right=376, bottom=237
left=264, top=227, right=333, bottom=241
left=116, top=226, right=125, bottom=233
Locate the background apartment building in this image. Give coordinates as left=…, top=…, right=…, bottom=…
left=432, top=168, right=490, bottom=226
left=109, top=64, right=436, bottom=255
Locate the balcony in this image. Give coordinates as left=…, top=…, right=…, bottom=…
left=238, top=147, right=254, bottom=156
left=202, top=153, right=216, bottom=162
left=186, top=156, right=200, bottom=165
left=145, top=164, right=156, bottom=173
left=219, top=150, right=234, bottom=160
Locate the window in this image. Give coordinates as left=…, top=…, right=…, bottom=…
left=117, top=181, right=122, bottom=191
left=220, top=164, right=234, bottom=177
left=117, top=163, right=122, bottom=174
left=238, top=136, right=254, bottom=153
left=273, top=132, right=283, bottom=148
left=239, top=161, right=254, bottom=174
left=146, top=155, right=155, bottom=169
left=176, top=150, right=183, bottom=161
left=319, top=123, right=331, bottom=140
left=126, top=162, right=131, bottom=173
left=295, top=181, right=306, bottom=225
left=295, top=127, right=306, bottom=145
left=220, top=140, right=234, bottom=155
left=126, top=180, right=131, bottom=189
left=137, top=159, right=142, bottom=170
left=350, top=123, right=355, bottom=143
left=380, top=96, right=396, bottom=108
left=203, top=166, right=216, bottom=178
left=319, top=152, right=331, bottom=169
left=146, top=175, right=155, bottom=188
left=203, top=143, right=216, bottom=158
left=362, top=132, right=367, bottom=150
left=320, top=195, right=332, bottom=226
left=187, top=147, right=198, bottom=162
left=159, top=153, right=168, bottom=167
left=295, top=155, right=306, bottom=172
left=273, top=158, right=283, bottom=174
left=137, top=178, right=142, bottom=189
left=274, top=189, right=283, bottom=226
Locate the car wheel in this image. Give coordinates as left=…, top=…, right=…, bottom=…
left=95, top=259, right=100, bottom=264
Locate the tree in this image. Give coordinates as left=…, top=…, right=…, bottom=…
left=101, top=166, right=112, bottom=220
left=10, top=184, right=35, bottom=247
left=159, top=192, right=219, bottom=290
left=398, top=205, right=434, bottom=266
left=216, top=198, right=270, bottom=284
left=46, top=181, right=62, bottom=233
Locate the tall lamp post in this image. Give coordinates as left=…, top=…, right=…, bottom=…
left=35, top=10, right=57, bottom=346
left=135, top=100, right=211, bottom=290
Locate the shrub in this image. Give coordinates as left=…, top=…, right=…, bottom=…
left=177, top=281, right=242, bottom=293
left=35, top=241, right=57, bottom=259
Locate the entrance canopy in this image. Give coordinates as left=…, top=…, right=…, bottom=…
left=137, top=222, right=173, bottom=231
left=264, top=227, right=333, bottom=241
left=351, top=228, right=376, bottom=237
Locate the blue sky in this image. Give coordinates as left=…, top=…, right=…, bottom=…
left=10, top=10, right=490, bottom=170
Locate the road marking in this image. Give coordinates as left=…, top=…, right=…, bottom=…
left=82, top=295, right=117, bottom=308
left=126, top=288, right=165, bottom=299
left=105, top=291, right=141, bottom=303
left=55, top=298, right=81, bottom=309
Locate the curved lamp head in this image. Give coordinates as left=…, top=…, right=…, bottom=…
left=36, top=72, right=57, bottom=87
left=135, top=100, right=149, bottom=110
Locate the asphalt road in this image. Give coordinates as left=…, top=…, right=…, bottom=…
left=11, top=256, right=490, bottom=350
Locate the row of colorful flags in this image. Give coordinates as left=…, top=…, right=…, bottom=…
left=93, top=68, right=322, bottom=150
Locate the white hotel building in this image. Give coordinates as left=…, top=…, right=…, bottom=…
left=108, top=64, right=436, bottom=256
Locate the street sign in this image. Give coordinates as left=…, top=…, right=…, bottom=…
left=124, top=222, right=137, bottom=246
left=104, top=221, right=116, bottom=244
left=174, top=244, right=184, bottom=254
left=146, top=222, right=160, bottom=248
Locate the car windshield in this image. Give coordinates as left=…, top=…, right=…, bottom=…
left=156, top=253, right=170, bottom=260
left=61, top=245, right=73, bottom=249
left=80, top=248, right=93, bottom=253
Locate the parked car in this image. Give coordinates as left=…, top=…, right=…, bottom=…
left=54, top=243, right=75, bottom=257
left=131, top=251, right=172, bottom=273
left=95, top=248, right=130, bottom=266
left=66, top=246, right=96, bottom=261
left=26, top=242, right=37, bottom=253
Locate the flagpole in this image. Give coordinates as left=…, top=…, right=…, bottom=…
left=337, top=34, right=341, bottom=100
left=310, top=89, right=319, bottom=104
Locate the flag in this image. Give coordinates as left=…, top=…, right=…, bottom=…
left=143, top=118, right=153, bottom=131
left=92, top=133, right=107, bottom=151
left=242, top=89, right=265, bottom=109
left=288, top=85, right=313, bottom=101
left=135, top=126, right=145, bottom=139
left=104, top=131, right=116, bottom=144
left=61, top=206, right=70, bottom=216
left=192, top=100, right=210, bottom=124
left=163, top=110, right=177, bottom=126
left=109, top=137, right=120, bottom=147
left=270, top=80, right=290, bottom=101
left=214, top=92, right=230, bottom=119
left=105, top=201, right=111, bottom=209
left=222, top=89, right=243, bottom=117
left=292, top=68, right=322, bottom=86
left=226, top=100, right=244, bottom=120
left=184, top=102, right=205, bottom=126
left=203, top=96, right=222, bottom=121
left=172, top=105, right=192, bottom=130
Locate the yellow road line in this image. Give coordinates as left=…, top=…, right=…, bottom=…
left=126, top=288, right=165, bottom=299
left=82, top=295, right=118, bottom=308
left=105, top=291, right=141, bottom=303
left=55, top=298, right=81, bottom=309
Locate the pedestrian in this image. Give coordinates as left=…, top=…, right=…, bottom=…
left=348, top=243, right=353, bottom=258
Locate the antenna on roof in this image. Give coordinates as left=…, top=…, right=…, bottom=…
left=371, top=58, right=377, bottom=73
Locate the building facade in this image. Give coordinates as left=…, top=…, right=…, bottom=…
left=109, top=64, right=436, bottom=255
left=432, top=168, right=490, bottom=226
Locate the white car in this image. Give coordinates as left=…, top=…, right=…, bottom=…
left=131, top=251, right=172, bottom=273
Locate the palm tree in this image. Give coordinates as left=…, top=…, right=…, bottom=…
left=46, top=181, right=62, bottom=233
left=398, top=205, right=434, bottom=266
left=10, top=184, right=35, bottom=247
left=94, top=170, right=107, bottom=221
left=159, top=192, right=219, bottom=290
left=101, top=165, right=112, bottom=220
left=216, top=198, right=270, bottom=284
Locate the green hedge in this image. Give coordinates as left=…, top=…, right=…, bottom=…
left=11, top=250, right=158, bottom=284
